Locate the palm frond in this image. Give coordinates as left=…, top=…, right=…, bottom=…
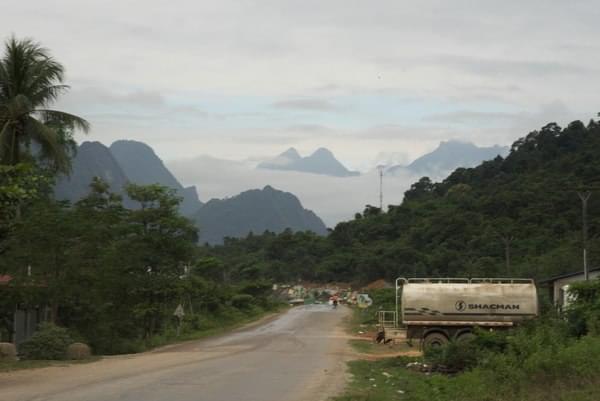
left=2, top=37, right=63, bottom=103
left=36, top=109, right=90, bottom=133
left=27, top=59, right=65, bottom=106
left=3, top=94, right=33, bottom=119
left=0, top=121, right=15, bottom=165
left=30, top=84, right=69, bottom=107
left=24, top=116, right=70, bottom=174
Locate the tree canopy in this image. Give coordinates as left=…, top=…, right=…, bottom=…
left=0, top=37, right=89, bottom=173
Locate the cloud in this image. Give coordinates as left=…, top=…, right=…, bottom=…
left=167, top=155, right=420, bottom=226
left=436, top=55, right=594, bottom=79
left=59, top=87, right=167, bottom=109
left=271, top=98, right=341, bottom=112
left=3, top=0, right=600, bottom=180
left=424, top=111, right=519, bottom=124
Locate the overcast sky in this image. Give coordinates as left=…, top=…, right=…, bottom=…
left=2, top=0, right=599, bottom=170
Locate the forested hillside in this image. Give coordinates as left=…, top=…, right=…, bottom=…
left=194, top=185, right=328, bottom=244
left=204, top=119, right=600, bottom=284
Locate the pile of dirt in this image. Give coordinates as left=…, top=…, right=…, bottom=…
left=364, top=279, right=392, bottom=290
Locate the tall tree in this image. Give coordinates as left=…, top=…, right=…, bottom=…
left=0, top=37, right=89, bottom=173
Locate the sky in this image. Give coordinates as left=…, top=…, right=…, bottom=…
left=2, top=0, right=599, bottom=171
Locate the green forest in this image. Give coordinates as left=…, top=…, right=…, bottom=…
left=205, top=119, right=600, bottom=284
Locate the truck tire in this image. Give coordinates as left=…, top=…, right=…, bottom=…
left=423, top=332, right=448, bottom=349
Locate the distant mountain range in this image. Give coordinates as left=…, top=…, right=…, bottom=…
left=387, top=140, right=509, bottom=176
left=54, top=140, right=328, bottom=244
left=54, top=142, right=135, bottom=208
left=110, top=140, right=202, bottom=216
left=194, top=185, right=328, bottom=244
left=258, top=147, right=359, bottom=177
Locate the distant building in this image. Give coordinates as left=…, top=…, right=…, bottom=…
left=539, top=268, right=600, bottom=310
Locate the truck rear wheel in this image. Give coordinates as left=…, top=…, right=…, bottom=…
left=423, top=332, right=448, bottom=349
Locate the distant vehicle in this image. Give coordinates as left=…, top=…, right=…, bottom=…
left=378, top=278, right=539, bottom=349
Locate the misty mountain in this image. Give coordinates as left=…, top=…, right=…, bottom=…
left=54, top=141, right=134, bottom=206
left=387, top=140, right=509, bottom=176
left=109, top=140, right=203, bottom=216
left=258, top=147, right=359, bottom=177
left=194, top=185, right=328, bottom=244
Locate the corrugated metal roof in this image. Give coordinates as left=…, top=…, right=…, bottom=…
left=539, top=267, right=600, bottom=284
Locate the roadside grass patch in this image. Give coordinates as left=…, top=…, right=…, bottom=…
left=332, top=357, right=422, bottom=401
left=336, top=328, right=600, bottom=401
left=350, top=339, right=414, bottom=356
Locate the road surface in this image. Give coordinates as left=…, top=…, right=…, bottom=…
left=0, top=305, right=351, bottom=401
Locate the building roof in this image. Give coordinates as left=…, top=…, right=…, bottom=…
left=0, top=274, right=13, bottom=285
left=539, top=267, right=600, bottom=285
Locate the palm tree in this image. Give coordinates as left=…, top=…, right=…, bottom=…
left=0, top=36, right=89, bottom=173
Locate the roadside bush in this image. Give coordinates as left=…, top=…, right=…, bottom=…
left=566, top=278, right=600, bottom=336
left=19, top=323, right=73, bottom=360
left=425, top=338, right=481, bottom=372
left=368, top=288, right=395, bottom=310
left=231, top=294, right=255, bottom=309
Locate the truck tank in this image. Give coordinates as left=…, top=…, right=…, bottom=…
left=400, top=278, right=538, bottom=325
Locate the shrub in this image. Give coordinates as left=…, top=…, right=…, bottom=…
left=19, top=323, right=73, bottom=360
left=566, top=279, right=600, bottom=336
left=425, top=338, right=480, bottom=372
left=231, top=294, right=255, bottom=309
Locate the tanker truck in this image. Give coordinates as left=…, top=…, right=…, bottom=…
left=378, top=278, right=538, bottom=349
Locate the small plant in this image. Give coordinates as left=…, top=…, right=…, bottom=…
left=231, top=294, right=255, bottom=309
left=425, top=338, right=480, bottom=372
left=19, top=323, right=73, bottom=360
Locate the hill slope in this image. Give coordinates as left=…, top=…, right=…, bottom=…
left=194, top=185, right=328, bottom=244
left=388, top=140, right=509, bottom=177
left=109, top=140, right=202, bottom=215
left=54, top=142, right=132, bottom=205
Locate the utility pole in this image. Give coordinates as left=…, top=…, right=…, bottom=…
left=378, top=166, right=384, bottom=211
left=501, top=236, right=514, bottom=276
left=577, top=191, right=591, bottom=280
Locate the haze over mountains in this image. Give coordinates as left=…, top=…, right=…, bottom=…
left=258, top=147, right=360, bottom=177
left=386, top=140, right=509, bottom=177
left=54, top=138, right=510, bottom=241
left=53, top=141, right=328, bottom=244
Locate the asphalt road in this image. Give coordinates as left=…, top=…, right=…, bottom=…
left=0, top=305, right=351, bottom=401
